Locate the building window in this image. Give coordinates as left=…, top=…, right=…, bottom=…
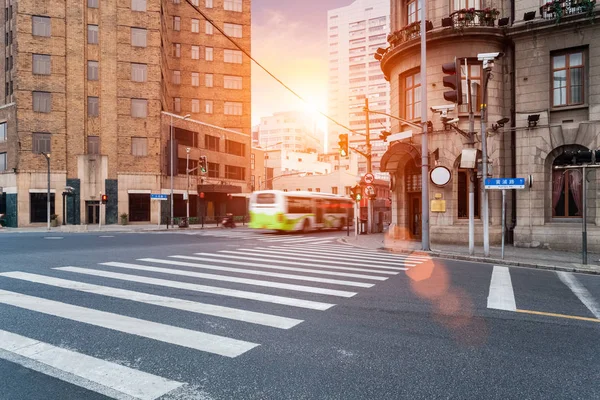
left=205, top=21, right=213, bottom=34
left=131, top=137, right=147, bottom=156
left=173, top=16, right=180, bottom=31
left=172, top=70, right=181, bottom=85
left=224, top=75, right=242, bottom=89
left=32, top=16, right=51, bottom=37
left=0, top=152, right=5, bottom=171
left=174, top=43, right=181, bottom=58
left=87, top=25, right=99, bottom=44
left=30, top=193, right=55, bottom=223
left=331, top=187, right=338, bottom=194
left=225, top=139, right=245, bottom=156
left=206, top=0, right=213, bottom=7
left=87, top=136, right=100, bottom=155
left=552, top=50, right=585, bottom=107
left=172, top=0, right=180, bottom=3
left=205, top=135, right=219, bottom=151
left=459, top=63, right=481, bottom=113
left=224, top=49, right=242, bottom=64
left=205, top=47, right=213, bottom=61
left=224, top=0, right=242, bottom=12
left=224, top=23, right=242, bottom=38
left=87, top=60, right=99, bottom=81
left=403, top=70, right=421, bottom=120
left=131, top=0, right=146, bottom=11
left=552, top=153, right=584, bottom=217
left=131, top=98, right=147, bottom=118
left=128, top=194, right=150, bottom=222
left=32, top=54, right=51, bottom=75
left=205, top=100, right=213, bottom=114
left=192, top=99, right=200, bottom=113
left=0, top=122, right=6, bottom=142
left=457, top=170, right=480, bottom=219
left=173, top=97, right=181, bottom=112
left=131, top=63, right=147, bottom=82
left=344, top=186, right=351, bottom=195
left=88, top=0, right=99, bottom=7
left=88, top=96, right=99, bottom=117
left=191, top=45, right=200, bottom=59
left=131, top=28, right=147, bottom=47
left=225, top=165, right=245, bottom=180
left=32, top=132, right=51, bottom=154
left=452, top=0, right=481, bottom=12
left=250, top=153, right=255, bottom=169
left=224, top=102, right=242, bottom=115
left=191, top=72, right=199, bottom=86
left=407, top=0, right=421, bottom=24
left=205, top=73, right=213, bottom=87
left=190, top=0, right=198, bottom=5
left=33, top=91, right=52, bottom=113
left=208, top=162, right=219, bottom=177
left=191, top=19, right=200, bottom=33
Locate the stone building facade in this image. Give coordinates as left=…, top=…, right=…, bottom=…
left=380, top=0, right=600, bottom=251
left=0, top=0, right=251, bottom=227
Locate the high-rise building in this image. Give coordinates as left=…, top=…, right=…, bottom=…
left=258, top=111, right=323, bottom=153
left=0, top=0, right=251, bottom=227
left=327, top=0, right=390, bottom=176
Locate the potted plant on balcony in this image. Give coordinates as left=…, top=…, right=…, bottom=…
left=480, top=7, right=500, bottom=23
left=581, top=0, right=596, bottom=18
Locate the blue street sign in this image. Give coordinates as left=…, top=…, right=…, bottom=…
left=150, top=194, right=168, bottom=200
left=484, top=178, right=526, bottom=190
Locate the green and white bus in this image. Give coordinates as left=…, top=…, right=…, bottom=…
left=249, top=190, right=354, bottom=233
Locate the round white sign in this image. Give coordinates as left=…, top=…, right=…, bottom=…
left=430, top=166, right=452, bottom=187
left=364, top=173, right=375, bottom=184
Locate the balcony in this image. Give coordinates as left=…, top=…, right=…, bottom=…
left=540, top=0, right=597, bottom=21
left=386, top=20, right=433, bottom=49
left=441, top=8, right=502, bottom=29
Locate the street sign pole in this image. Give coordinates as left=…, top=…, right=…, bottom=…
left=365, top=98, right=372, bottom=235
left=420, top=1, right=430, bottom=251
left=582, top=166, right=587, bottom=265
left=485, top=178, right=525, bottom=258
left=501, top=189, right=506, bottom=260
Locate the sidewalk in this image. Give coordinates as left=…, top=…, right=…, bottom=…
left=0, top=223, right=232, bottom=234
left=340, top=232, right=600, bottom=275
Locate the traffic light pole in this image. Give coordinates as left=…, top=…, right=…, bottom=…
left=466, top=59, right=475, bottom=256
left=481, top=66, right=492, bottom=257
left=420, top=4, right=430, bottom=251
left=365, top=98, right=373, bottom=235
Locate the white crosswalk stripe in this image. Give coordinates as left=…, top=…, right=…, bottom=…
left=0, top=243, right=409, bottom=397
left=186, top=229, right=335, bottom=244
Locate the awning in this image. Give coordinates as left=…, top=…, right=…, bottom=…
left=379, top=142, right=421, bottom=173
left=197, top=184, right=242, bottom=194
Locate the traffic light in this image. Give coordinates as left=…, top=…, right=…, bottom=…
left=338, top=134, right=349, bottom=157
left=442, top=57, right=463, bottom=105
left=199, top=156, right=208, bottom=173
left=379, top=130, right=391, bottom=142
left=427, top=121, right=433, bottom=133
left=101, top=194, right=107, bottom=204
left=350, top=185, right=362, bottom=202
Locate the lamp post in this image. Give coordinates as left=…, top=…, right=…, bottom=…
left=40, top=152, right=50, bottom=231
left=170, top=113, right=190, bottom=228
left=186, top=147, right=191, bottom=224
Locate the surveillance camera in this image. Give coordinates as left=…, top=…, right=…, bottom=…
left=64, top=186, right=74, bottom=191
left=430, top=105, right=455, bottom=112
left=446, top=118, right=459, bottom=124
left=477, top=52, right=504, bottom=60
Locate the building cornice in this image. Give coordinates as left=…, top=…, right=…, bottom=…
left=507, top=10, right=600, bottom=39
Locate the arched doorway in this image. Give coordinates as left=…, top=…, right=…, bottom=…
left=405, top=160, right=422, bottom=239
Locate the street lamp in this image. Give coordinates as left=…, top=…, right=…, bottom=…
left=186, top=147, right=191, bottom=224
left=170, top=113, right=190, bottom=227
left=40, top=152, right=50, bottom=231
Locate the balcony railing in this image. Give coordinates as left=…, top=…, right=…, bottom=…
left=540, top=0, right=597, bottom=21
left=386, top=20, right=433, bottom=49
left=441, top=8, right=501, bottom=29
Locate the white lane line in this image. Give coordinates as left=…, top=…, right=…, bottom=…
left=44, top=237, right=64, bottom=240
left=277, top=246, right=425, bottom=263
left=487, top=266, right=517, bottom=311
left=289, top=246, right=431, bottom=262
left=0, top=329, right=184, bottom=400
left=303, top=245, right=431, bottom=260
left=99, top=235, right=115, bottom=238
left=101, top=262, right=357, bottom=298
left=257, top=236, right=315, bottom=242
left=141, top=257, right=376, bottom=288
left=243, top=248, right=412, bottom=270
left=0, top=289, right=258, bottom=358
left=0, top=271, right=302, bottom=330
left=55, top=267, right=335, bottom=311
left=186, top=253, right=395, bottom=277
left=307, top=240, right=334, bottom=245
left=557, top=271, right=600, bottom=319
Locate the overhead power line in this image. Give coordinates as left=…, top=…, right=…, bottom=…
left=183, top=0, right=363, bottom=137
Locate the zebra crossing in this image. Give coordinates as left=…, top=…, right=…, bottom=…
left=0, top=243, right=428, bottom=399
left=178, top=228, right=337, bottom=245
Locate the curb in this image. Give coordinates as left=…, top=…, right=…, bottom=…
left=0, top=224, right=239, bottom=234
left=338, top=237, right=600, bottom=276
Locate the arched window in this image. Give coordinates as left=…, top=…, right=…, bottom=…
left=552, top=152, right=583, bottom=218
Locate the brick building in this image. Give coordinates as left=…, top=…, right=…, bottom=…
left=0, top=0, right=251, bottom=227
left=379, top=0, right=600, bottom=251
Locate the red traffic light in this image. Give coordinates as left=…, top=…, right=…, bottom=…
left=442, top=58, right=463, bottom=105
left=101, top=194, right=108, bottom=204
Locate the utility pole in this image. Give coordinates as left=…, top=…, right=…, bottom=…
left=364, top=98, right=372, bottom=234
left=420, top=1, right=430, bottom=250
left=466, top=58, right=475, bottom=256
left=41, top=152, right=50, bottom=231
left=481, top=63, right=492, bottom=257
left=186, top=147, right=191, bottom=225
left=170, top=114, right=174, bottom=228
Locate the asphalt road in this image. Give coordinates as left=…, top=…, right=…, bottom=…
left=0, top=228, right=599, bottom=400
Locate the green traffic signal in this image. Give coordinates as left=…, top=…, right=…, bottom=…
left=338, top=134, right=349, bottom=158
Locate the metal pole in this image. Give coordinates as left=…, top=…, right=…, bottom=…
left=582, top=166, right=587, bottom=265
left=466, top=58, right=475, bottom=256
left=170, top=114, right=174, bottom=228
left=46, top=154, right=50, bottom=231
left=481, top=68, right=491, bottom=257
left=186, top=149, right=190, bottom=224
left=62, top=193, right=66, bottom=225
left=346, top=207, right=350, bottom=237
left=99, top=195, right=102, bottom=230
left=365, top=98, right=373, bottom=235
left=420, top=1, right=430, bottom=250
left=501, top=189, right=506, bottom=260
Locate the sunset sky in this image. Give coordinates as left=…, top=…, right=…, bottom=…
left=250, top=0, right=350, bottom=131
